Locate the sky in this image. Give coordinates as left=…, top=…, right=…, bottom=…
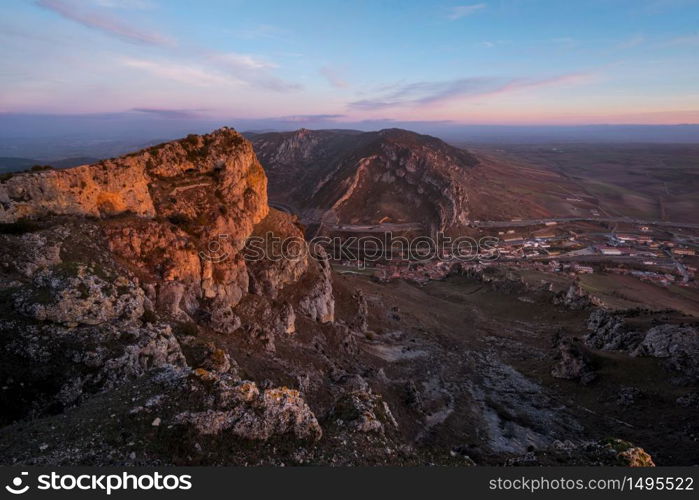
left=1, top=0, right=699, bottom=127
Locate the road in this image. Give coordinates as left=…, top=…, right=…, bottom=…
left=474, top=217, right=699, bottom=230
left=326, top=222, right=424, bottom=233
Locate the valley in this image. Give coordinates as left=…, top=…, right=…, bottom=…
left=0, top=128, right=696, bottom=467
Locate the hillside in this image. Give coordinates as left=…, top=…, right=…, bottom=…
left=249, top=128, right=479, bottom=234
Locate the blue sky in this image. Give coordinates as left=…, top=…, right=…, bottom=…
left=1, top=0, right=699, bottom=124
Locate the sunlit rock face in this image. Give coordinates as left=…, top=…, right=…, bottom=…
left=0, top=128, right=336, bottom=430
left=0, top=128, right=336, bottom=333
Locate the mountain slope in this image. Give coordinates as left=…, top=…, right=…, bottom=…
left=250, top=128, right=479, bottom=233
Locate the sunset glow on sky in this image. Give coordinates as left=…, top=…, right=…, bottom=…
left=1, top=0, right=699, bottom=125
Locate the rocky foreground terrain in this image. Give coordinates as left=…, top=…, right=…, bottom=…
left=0, top=128, right=696, bottom=465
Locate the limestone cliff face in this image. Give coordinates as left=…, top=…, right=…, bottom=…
left=0, top=128, right=337, bottom=431
left=250, top=128, right=477, bottom=233
left=0, top=128, right=267, bottom=226
left=0, top=128, right=334, bottom=333
left=0, top=162, right=155, bottom=222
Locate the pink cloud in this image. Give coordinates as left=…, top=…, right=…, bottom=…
left=36, top=0, right=174, bottom=46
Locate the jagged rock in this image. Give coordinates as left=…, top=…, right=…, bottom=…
left=174, top=376, right=321, bottom=441
left=13, top=265, right=145, bottom=327
left=553, top=283, right=590, bottom=310
left=586, top=311, right=699, bottom=382
left=298, top=250, right=335, bottom=323
left=350, top=290, right=368, bottom=333
left=332, top=390, right=398, bottom=434
left=0, top=319, right=186, bottom=420
left=585, top=309, right=643, bottom=351
left=551, top=338, right=596, bottom=384
left=632, top=324, right=699, bottom=382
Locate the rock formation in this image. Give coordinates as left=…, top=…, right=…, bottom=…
left=249, top=128, right=478, bottom=233
left=585, top=310, right=698, bottom=382
left=0, top=128, right=333, bottom=438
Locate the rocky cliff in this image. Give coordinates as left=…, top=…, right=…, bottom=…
left=0, top=128, right=336, bottom=443
left=249, top=128, right=478, bottom=233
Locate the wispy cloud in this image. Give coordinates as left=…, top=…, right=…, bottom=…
left=320, top=66, right=349, bottom=88
left=121, top=58, right=235, bottom=87
left=213, top=52, right=277, bottom=70
left=131, top=108, right=203, bottom=119
left=91, top=0, right=154, bottom=9
left=35, top=1, right=302, bottom=93
left=36, top=0, right=174, bottom=46
left=447, top=3, right=486, bottom=20
left=210, top=52, right=300, bottom=92
left=349, top=73, right=592, bottom=110
left=120, top=53, right=301, bottom=92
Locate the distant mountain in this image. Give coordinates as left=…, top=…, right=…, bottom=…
left=0, top=156, right=100, bottom=174
left=0, top=157, right=39, bottom=173
left=249, top=128, right=479, bottom=233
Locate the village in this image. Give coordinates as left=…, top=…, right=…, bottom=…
left=328, top=218, right=699, bottom=291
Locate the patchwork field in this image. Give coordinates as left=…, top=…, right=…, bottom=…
left=465, top=144, right=699, bottom=222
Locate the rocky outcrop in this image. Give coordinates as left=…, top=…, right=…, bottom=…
left=585, top=310, right=699, bottom=382
left=585, top=309, right=641, bottom=350
left=553, top=283, right=591, bottom=310
left=174, top=373, right=322, bottom=441
left=3, top=129, right=269, bottom=327
left=0, top=128, right=334, bottom=427
left=13, top=265, right=145, bottom=327
left=250, top=128, right=478, bottom=233
left=0, top=318, right=186, bottom=422
left=632, top=324, right=699, bottom=382
left=551, top=338, right=596, bottom=384
left=297, top=249, right=335, bottom=323
left=0, top=161, right=155, bottom=222
left=331, top=390, right=398, bottom=434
